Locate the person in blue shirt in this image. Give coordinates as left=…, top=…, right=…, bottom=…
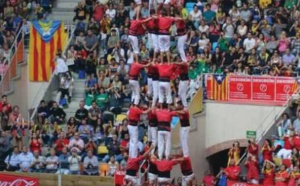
left=4, top=146, right=20, bottom=171
left=203, top=4, right=216, bottom=24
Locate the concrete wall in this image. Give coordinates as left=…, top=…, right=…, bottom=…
left=171, top=112, right=209, bottom=181
left=205, top=102, right=284, bottom=156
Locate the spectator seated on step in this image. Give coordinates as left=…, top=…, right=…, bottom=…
left=53, top=131, right=69, bottom=155
left=45, top=148, right=59, bottom=173
left=56, top=147, right=70, bottom=175
left=48, top=101, right=66, bottom=125
left=31, top=149, right=45, bottom=173
left=77, top=119, right=94, bottom=143
left=88, top=101, right=101, bottom=128
left=95, top=87, right=109, bottom=112
left=75, top=100, right=89, bottom=123
left=68, top=132, right=84, bottom=155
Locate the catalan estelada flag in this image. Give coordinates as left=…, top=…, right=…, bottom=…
left=207, top=74, right=228, bottom=101
left=29, top=20, right=68, bottom=82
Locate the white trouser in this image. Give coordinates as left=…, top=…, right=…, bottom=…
left=148, top=126, right=158, bottom=154
left=180, top=126, right=190, bottom=157
left=152, top=80, right=159, bottom=107
left=177, top=34, right=187, bottom=62
left=150, top=33, right=159, bottom=52
left=178, top=80, right=189, bottom=108
left=129, top=35, right=139, bottom=54
left=147, top=77, right=153, bottom=95
left=158, top=35, right=170, bottom=52
left=148, top=173, right=158, bottom=184
left=159, top=81, right=172, bottom=104
left=157, top=0, right=171, bottom=4
left=129, top=79, right=140, bottom=105
left=125, top=175, right=138, bottom=186
left=158, top=177, right=171, bottom=184
left=182, top=173, right=195, bottom=186
left=128, top=125, right=139, bottom=158
left=277, top=148, right=292, bottom=159
left=158, top=130, right=171, bottom=160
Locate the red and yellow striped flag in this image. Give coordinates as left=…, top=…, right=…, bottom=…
left=29, top=20, right=68, bottom=82
left=208, top=74, right=229, bottom=101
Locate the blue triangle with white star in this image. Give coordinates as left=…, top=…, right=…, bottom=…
left=213, top=74, right=226, bottom=84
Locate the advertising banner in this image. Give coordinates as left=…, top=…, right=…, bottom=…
left=252, top=77, right=275, bottom=101
left=229, top=75, right=252, bottom=100
left=275, top=77, right=297, bottom=101
left=227, top=180, right=262, bottom=186
left=0, top=173, right=39, bottom=186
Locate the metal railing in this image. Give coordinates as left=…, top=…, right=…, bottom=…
left=28, top=24, right=76, bottom=122
left=0, top=28, right=25, bottom=96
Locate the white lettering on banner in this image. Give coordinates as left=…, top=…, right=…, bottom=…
left=232, top=183, right=248, bottom=186
left=252, top=78, right=275, bottom=83
left=230, top=78, right=251, bottom=82
left=0, top=179, right=37, bottom=186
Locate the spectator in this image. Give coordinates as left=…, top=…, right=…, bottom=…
left=275, top=164, right=289, bottom=185
left=29, top=132, right=42, bottom=154
left=245, top=156, right=259, bottom=184
left=202, top=169, right=215, bottom=186
left=57, top=147, right=70, bottom=175
left=83, top=149, right=99, bottom=175
left=45, top=148, right=59, bottom=173
left=277, top=131, right=294, bottom=159
left=262, top=139, right=274, bottom=162
left=224, top=159, right=241, bottom=181
left=31, top=150, right=45, bottom=173
left=75, top=100, right=89, bottom=122
left=4, top=146, right=20, bottom=171
left=78, top=119, right=93, bottom=142
left=68, top=149, right=81, bottom=175
left=68, top=132, right=84, bottom=154
left=262, top=161, right=275, bottom=186
left=18, top=146, right=34, bottom=172
left=108, top=156, right=119, bottom=176
left=53, top=132, right=69, bottom=154
left=0, top=94, right=12, bottom=131
left=227, top=141, right=240, bottom=166
left=48, top=102, right=66, bottom=124
left=37, top=100, right=48, bottom=124
left=247, top=139, right=258, bottom=158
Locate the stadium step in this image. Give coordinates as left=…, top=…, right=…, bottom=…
left=50, top=0, right=77, bottom=22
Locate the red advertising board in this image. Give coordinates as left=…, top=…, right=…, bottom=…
left=275, top=77, right=297, bottom=101
left=114, top=170, right=125, bottom=185
left=252, top=77, right=275, bottom=101
left=227, top=180, right=262, bottom=186
left=229, top=75, right=252, bottom=100
left=0, top=173, right=39, bottom=186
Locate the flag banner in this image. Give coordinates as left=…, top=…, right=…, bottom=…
left=252, top=76, right=275, bottom=101
left=229, top=75, right=252, bottom=100
left=208, top=74, right=229, bottom=101
left=0, top=173, right=39, bottom=186
left=275, top=77, right=298, bottom=101
left=114, top=170, right=125, bottom=185
left=206, top=74, right=298, bottom=105
left=29, top=20, right=68, bottom=82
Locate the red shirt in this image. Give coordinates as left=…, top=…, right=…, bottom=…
left=129, top=63, right=144, bottom=78
left=148, top=64, right=159, bottom=80
left=147, top=19, right=157, bottom=33
left=157, top=64, right=176, bottom=79
left=262, top=146, right=273, bottom=162
left=275, top=171, right=289, bottom=186
left=30, top=139, right=42, bottom=153
left=224, top=165, right=241, bottom=181
left=0, top=101, right=12, bottom=115
left=248, top=143, right=259, bottom=157
left=283, top=136, right=294, bottom=150
left=128, top=106, right=143, bottom=125
left=202, top=175, right=215, bottom=186
left=180, top=157, right=193, bottom=176
left=55, top=138, right=69, bottom=152
left=176, top=20, right=186, bottom=34
left=179, top=109, right=190, bottom=127
left=245, top=159, right=259, bottom=181
left=154, top=159, right=177, bottom=172
left=158, top=17, right=175, bottom=32
left=263, top=169, right=275, bottom=186
left=126, top=156, right=144, bottom=172
left=155, top=109, right=177, bottom=131
left=93, top=5, right=105, bottom=21
left=129, top=20, right=143, bottom=35
left=148, top=111, right=157, bottom=127
left=294, top=136, right=300, bottom=150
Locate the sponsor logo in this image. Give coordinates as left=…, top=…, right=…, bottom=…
left=0, top=179, right=37, bottom=186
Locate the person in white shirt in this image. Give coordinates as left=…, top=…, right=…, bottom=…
left=105, top=3, right=116, bottom=21
left=68, top=149, right=82, bottom=175
left=108, top=156, right=119, bottom=176
left=111, top=43, right=125, bottom=63
left=243, top=33, right=256, bottom=54
left=31, top=150, right=46, bottom=173
left=68, top=133, right=84, bottom=153
left=189, top=5, right=202, bottom=29
left=5, top=146, right=20, bottom=171
left=222, top=18, right=235, bottom=39
left=83, top=150, right=99, bottom=175
left=60, top=72, right=74, bottom=103
left=18, top=146, right=34, bottom=172
left=45, top=148, right=59, bottom=173
left=54, top=51, right=68, bottom=81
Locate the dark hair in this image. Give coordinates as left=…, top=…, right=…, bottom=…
left=162, top=102, right=168, bottom=109
left=2, top=95, right=7, bottom=98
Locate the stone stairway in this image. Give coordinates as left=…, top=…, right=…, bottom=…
left=49, top=0, right=77, bottom=23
